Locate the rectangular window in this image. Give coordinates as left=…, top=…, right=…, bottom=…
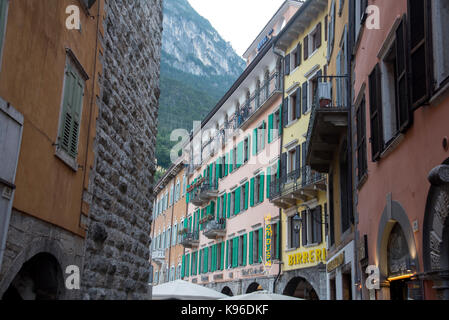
left=253, top=230, right=259, bottom=263
left=233, top=146, right=237, bottom=169
left=240, top=184, right=246, bottom=212
left=57, top=60, right=85, bottom=162
left=289, top=216, right=300, bottom=248
left=256, top=122, right=265, bottom=153
left=244, top=137, right=249, bottom=163
left=0, top=0, right=9, bottom=69
left=289, top=93, right=297, bottom=123
left=231, top=191, right=236, bottom=216
left=238, top=235, right=244, bottom=266
left=287, top=148, right=296, bottom=175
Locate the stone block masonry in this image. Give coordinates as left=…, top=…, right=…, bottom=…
left=82, top=0, right=163, bottom=300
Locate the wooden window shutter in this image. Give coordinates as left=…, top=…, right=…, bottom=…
left=285, top=54, right=291, bottom=76
left=295, top=145, right=301, bottom=176
left=316, top=22, right=322, bottom=49
left=302, top=82, right=308, bottom=114
left=225, top=153, right=229, bottom=176
left=229, top=149, right=233, bottom=173
left=259, top=174, right=264, bottom=203
left=268, top=113, right=273, bottom=143
left=304, top=35, right=309, bottom=60
left=235, top=187, right=241, bottom=215
left=244, top=181, right=249, bottom=210
left=250, top=177, right=255, bottom=207
left=243, top=234, right=247, bottom=266
left=249, top=231, right=254, bottom=265
left=181, top=255, right=185, bottom=278
left=227, top=193, right=231, bottom=218
left=295, top=86, right=302, bottom=120
left=237, top=141, right=244, bottom=168
left=258, top=228, right=263, bottom=263
left=220, top=242, right=225, bottom=270
left=261, top=121, right=266, bottom=151
left=281, top=152, right=287, bottom=180
left=325, top=15, right=328, bottom=41
left=296, top=43, right=302, bottom=67
left=356, top=99, right=368, bottom=179
left=252, top=128, right=258, bottom=155
left=301, top=210, right=308, bottom=246
left=368, top=64, right=384, bottom=161
left=395, top=17, right=412, bottom=132
left=266, top=167, right=271, bottom=199
left=408, top=0, right=431, bottom=108
left=282, top=98, right=289, bottom=126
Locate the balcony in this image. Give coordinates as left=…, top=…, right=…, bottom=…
left=306, top=76, right=349, bottom=173
left=203, top=218, right=226, bottom=239
left=269, top=166, right=326, bottom=209
left=152, top=249, right=166, bottom=265
left=234, top=72, right=282, bottom=130
left=180, top=231, right=199, bottom=249
left=190, top=180, right=219, bottom=207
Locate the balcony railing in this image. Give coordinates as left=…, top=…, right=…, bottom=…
left=234, top=72, right=282, bottom=129
left=269, top=166, right=326, bottom=209
left=306, top=75, right=349, bottom=173
left=181, top=231, right=200, bottom=248
left=203, top=218, right=226, bottom=239
left=190, top=181, right=219, bottom=206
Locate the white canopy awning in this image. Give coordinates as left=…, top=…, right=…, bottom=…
left=220, top=290, right=304, bottom=300
left=152, top=280, right=228, bottom=300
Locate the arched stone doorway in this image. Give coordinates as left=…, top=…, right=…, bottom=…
left=282, top=277, right=319, bottom=300
left=423, top=162, right=449, bottom=300
left=246, top=282, right=262, bottom=293
left=376, top=199, right=420, bottom=300
left=221, top=286, right=233, bottom=297
left=2, top=252, right=65, bottom=300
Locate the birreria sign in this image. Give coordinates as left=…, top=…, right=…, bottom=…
left=265, top=215, right=272, bottom=267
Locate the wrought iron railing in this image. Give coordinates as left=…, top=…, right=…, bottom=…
left=181, top=231, right=199, bottom=243
left=306, top=75, right=349, bottom=162
left=235, top=72, right=282, bottom=128
left=203, top=219, right=226, bottom=233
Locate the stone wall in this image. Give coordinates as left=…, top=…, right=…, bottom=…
left=81, top=0, right=163, bottom=300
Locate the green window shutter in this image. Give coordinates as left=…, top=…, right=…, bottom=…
left=204, top=247, right=208, bottom=273
left=227, top=193, right=231, bottom=218
left=209, top=164, right=213, bottom=186
left=258, top=228, right=263, bottom=263
left=225, top=240, right=229, bottom=269
left=235, top=187, right=241, bottom=215
left=259, top=174, right=265, bottom=203
left=196, top=210, right=200, bottom=232
left=233, top=238, right=238, bottom=268
left=266, top=167, right=271, bottom=199
left=59, top=64, right=84, bottom=158
left=249, top=232, right=254, bottom=265
left=261, top=121, right=266, bottom=151
left=186, top=253, right=190, bottom=277
left=229, top=149, right=233, bottom=173
left=279, top=104, right=283, bottom=135
left=181, top=255, right=185, bottom=278
left=276, top=222, right=280, bottom=260
left=244, top=181, right=249, bottom=210
left=198, top=249, right=202, bottom=274
left=250, top=177, right=255, bottom=207
left=216, top=197, right=220, bottom=221
left=268, top=114, right=273, bottom=143
left=252, top=128, right=258, bottom=155
left=184, top=218, right=188, bottom=229
left=225, top=153, right=229, bottom=176
left=211, top=201, right=215, bottom=218
left=223, top=194, right=227, bottom=220
left=186, top=192, right=189, bottom=203
left=191, top=252, right=195, bottom=275
left=221, top=242, right=225, bottom=270
left=203, top=168, right=207, bottom=178
left=243, top=234, right=247, bottom=266
left=237, top=141, right=244, bottom=168
left=200, top=209, right=204, bottom=230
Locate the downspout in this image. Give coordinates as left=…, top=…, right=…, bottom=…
left=347, top=0, right=359, bottom=300
left=272, top=44, right=284, bottom=294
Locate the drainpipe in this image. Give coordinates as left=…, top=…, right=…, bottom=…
left=272, top=44, right=285, bottom=294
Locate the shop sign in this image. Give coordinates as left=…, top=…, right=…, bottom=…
left=288, top=248, right=327, bottom=267
left=265, top=215, right=272, bottom=267
left=326, top=252, right=345, bottom=273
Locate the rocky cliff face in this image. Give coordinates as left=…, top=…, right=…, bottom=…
left=162, top=0, right=245, bottom=78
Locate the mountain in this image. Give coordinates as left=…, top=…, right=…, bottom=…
left=156, top=0, right=245, bottom=169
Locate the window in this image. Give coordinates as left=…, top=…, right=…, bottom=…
left=244, top=137, right=249, bottom=163
left=227, top=239, right=233, bottom=268
left=301, top=206, right=323, bottom=246
left=256, top=122, right=265, bottom=153
left=240, top=184, right=246, bottom=212
left=217, top=243, right=222, bottom=270
left=221, top=155, right=226, bottom=177
left=231, top=191, right=236, bottom=216
left=252, top=228, right=263, bottom=263
left=273, top=109, right=280, bottom=140
left=238, top=235, right=244, bottom=266
left=356, top=98, right=368, bottom=181
left=289, top=93, right=297, bottom=123
left=289, top=215, right=300, bottom=248
left=233, top=146, right=237, bottom=169
left=287, top=148, right=296, bottom=175
left=304, top=22, right=322, bottom=60
left=432, top=0, right=449, bottom=88
left=270, top=222, right=279, bottom=260
left=290, top=42, right=302, bottom=71
left=56, top=59, right=85, bottom=166
left=182, top=175, right=187, bottom=195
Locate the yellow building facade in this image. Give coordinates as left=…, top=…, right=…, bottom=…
left=271, top=0, right=329, bottom=300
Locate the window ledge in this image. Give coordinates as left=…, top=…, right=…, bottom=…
left=285, top=119, right=298, bottom=128
left=380, top=133, right=404, bottom=160
left=55, top=148, right=78, bottom=172
left=285, top=247, right=299, bottom=253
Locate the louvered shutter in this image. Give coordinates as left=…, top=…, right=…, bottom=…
left=408, top=0, right=431, bottom=108
left=253, top=128, right=258, bottom=155
left=229, top=149, right=233, bottom=173
left=249, top=231, right=254, bottom=265
left=225, top=153, right=229, bottom=176
left=259, top=174, right=264, bottom=203
left=395, top=18, right=411, bottom=132
left=261, top=121, right=266, bottom=151
left=301, top=211, right=308, bottom=246
left=368, top=64, right=383, bottom=161
left=244, top=181, right=249, bottom=210
left=250, top=177, right=255, bottom=207
left=268, top=113, right=273, bottom=143
left=258, top=228, right=263, bottom=263
left=225, top=241, right=229, bottom=269
left=181, top=255, right=185, bottom=278
left=282, top=98, right=289, bottom=126
left=235, top=187, right=241, bottom=215
left=295, top=86, right=302, bottom=120
left=296, top=43, right=302, bottom=67
left=227, top=193, right=231, bottom=218
left=302, top=82, right=308, bottom=114
left=281, top=152, right=287, bottom=181
left=284, top=54, right=291, bottom=75
left=237, top=141, right=244, bottom=168
left=221, top=242, right=225, bottom=270
left=304, top=35, right=309, bottom=60
left=295, top=145, right=301, bottom=177
left=243, top=234, right=247, bottom=266
left=316, top=22, right=322, bottom=49
left=266, top=167, right=271, bottom=199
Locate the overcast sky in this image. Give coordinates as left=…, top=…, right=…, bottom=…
left=187, top=0, right=286, bottom=57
